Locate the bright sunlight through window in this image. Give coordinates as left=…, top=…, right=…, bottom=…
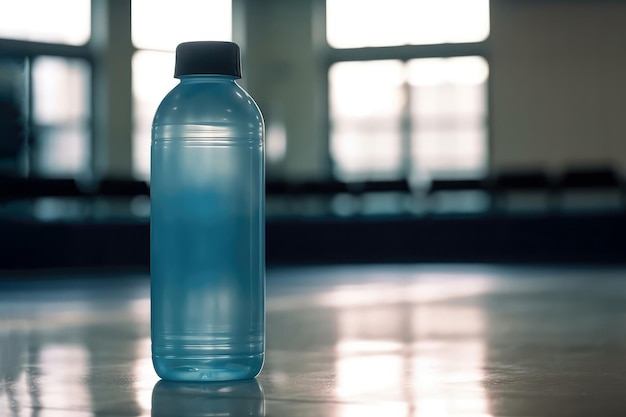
left=330, top=60, right=406, bottom=179
left=330, top=57, right=488, bottom=183
left=132, top=0, right=232, bottom=51
left=131, top=0, right=232, bottom=178
left=32, top=57, right=91, bottom=176
left=326, top=0, right=490, bottom=48
left=0, top=0, right=90, bottom=45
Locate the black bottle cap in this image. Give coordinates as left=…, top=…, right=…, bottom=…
left=174, top=41, right=242, bottom=79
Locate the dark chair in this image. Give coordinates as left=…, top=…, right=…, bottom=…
left=427, top=177, right=492, bottom=214
left=347, top=179, right=412, bottom=215
left=428, top=178, right=491, bottom=194
left=295, top=180, right=349, bottom=197
left=0, top=176, right=82, bottom=201
left=360, top=179, right=411, bottom=194
left=555, top=166, right=624, bottom=212
left=492, top=169, right=555, bottom=212
left=557, top=166, right=621, bottom=190
left=0, top=176, right=86, bottom=221
left=266, top=179, right=350, bottom=217
left=83, top=178, right=150, bottom=219
left=96, top=178, right=150, bottom=197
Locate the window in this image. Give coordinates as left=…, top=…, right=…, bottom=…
left=408, top=57, right=488, bottom=181
left=327, top=0, right=490, bottom=185
left=131, top=51, right=178, bottom=180
left=0, top=58, right=27, bottom=174
left=31, top=57, right=91, bottom=176
left=327, top=0, right=489, bottom=48
left=329, top=60, right=406, bottom=179
left=0, top=56, right=91, bottom=178
left=0, top=0, right=90, bottom=45
left=131, top=0, right=232, bottom=179
left=0, top=0, right=92, bottom=178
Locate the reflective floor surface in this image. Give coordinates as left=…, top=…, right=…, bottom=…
left=2, top=264, right=626, bottom=416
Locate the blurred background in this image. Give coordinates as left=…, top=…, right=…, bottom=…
left=1, top=0, right=626, bottom=270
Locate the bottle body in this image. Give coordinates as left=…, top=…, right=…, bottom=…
left=151, top=76, right=264, bottom=381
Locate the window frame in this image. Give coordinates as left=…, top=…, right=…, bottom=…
left=0, top=1, right=139, bottom=180
left=321, top=0, right=492, bottom=185
left=0, top=38, right=94, bottom=178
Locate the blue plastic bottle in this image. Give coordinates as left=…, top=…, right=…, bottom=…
left=150, top=41, right=264, bottom=381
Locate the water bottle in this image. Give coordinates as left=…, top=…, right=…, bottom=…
left=151, top=41, right=265, bottom=381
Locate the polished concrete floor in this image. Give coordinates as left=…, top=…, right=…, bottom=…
left=2, top=264, right=626, bottom=416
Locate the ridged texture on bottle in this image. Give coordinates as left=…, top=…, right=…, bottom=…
left=151, top=76, right=264, bottom=381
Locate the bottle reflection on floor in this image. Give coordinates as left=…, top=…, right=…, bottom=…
left=151, top=378, right=265, bottom=417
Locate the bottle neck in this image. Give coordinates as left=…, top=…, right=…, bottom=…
left=177, top=74, right=238, bottom=83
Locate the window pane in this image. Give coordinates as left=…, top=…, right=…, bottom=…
left=329, top=61, right=405, bottom=180
left=132, top=51, right=178, bottom=179
left=0, top=58, right=28, bottom=175
left=327, top=0, right=489, bottom=48
left=408, top=57, right=488, bottom=182
left=32, top=57, right=91, bottom=177
left=132, top=0, right=232, bottom=51
left=0, top=0, right=90, bottom=45
left=34, top=125, right=90, bottom=176
left=33, top=57, right=90, bottom=125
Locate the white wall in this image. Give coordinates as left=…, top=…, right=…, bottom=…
left=242, top=0, right=328, bottom=180
left=490, top=0, right=626, bottom=172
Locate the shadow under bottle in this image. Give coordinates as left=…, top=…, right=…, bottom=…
left=152, top=378, right=265, bottom=417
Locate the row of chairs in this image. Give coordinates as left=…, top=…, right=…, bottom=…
left=0, top=176, right=152, bottom=220
left=0, top=176, right=150, bottom=201
left=1, top=166, right=623, bottom=215
left=266, top=178, right=411, bottom=197
left=266, top=166, right=626, bottom=215
left=267, top=166, right=623, bottom=198
left=429, top=166, right=622, bottom=196
left=0, top=167, right=619, bottom=200
left=0, top=176, right=413, bottom=200
left=426, top=167, right=626, bottom=215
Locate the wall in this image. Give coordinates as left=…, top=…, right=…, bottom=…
left=242, top=0, right=328, bottom=180
left=490, top=0, right=626, bottom=172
